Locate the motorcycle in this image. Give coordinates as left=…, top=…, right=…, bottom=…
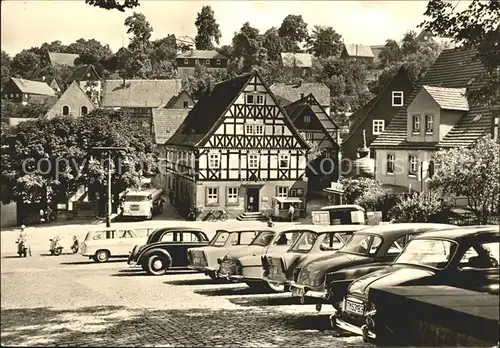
left=16, top=239, right=29, bottom=257
left=49, top=236, right=63, bottom=256
left=71, top=235, right=79, bottom=253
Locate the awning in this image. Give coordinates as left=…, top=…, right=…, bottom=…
left=275, top=197, right=302, bottom=203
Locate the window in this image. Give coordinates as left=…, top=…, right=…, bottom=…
left=320, top=233, right=343, bottom=251
left=160, top=232, right=175, bottom=242
left=300, top=93, right=305, bottom=98
left=183, top=101, right=189, bottom=108
left=208, top=153, right=220, bottom=168
left=9, top=94, right=13, bottom=98
left=207, top=187, right=219, bottom=205
left=458, top=242, right=499, bottom=270
left=254, top=125, right=263, bottom=135
left=183, top=232, right=203, bottom=242
left=205, top=59, right=210, bottom=65
left=248, top=154, right=259, bottom=169
left=387, top=153, right=395, bottom=174
left=387, top=235, right=407, bottom=255
left=227, top=187, right=239, bottom=204
left=256, top=94, right=265, bottom=105
left=195, top=59, right=199, bottom=64
left=425, top=114, right=434, bottom=133
left=245, top=124, right=254, bottom=134
left=246, top=124, right=263, bottom=135
left=279, top=154, right=289, bottom=168
left=412, top=115, right=420, bottom=134
left=429, top=160, right=435, bottom=178
left=62, top=105, right=70, bottom=116
left=373, top=120, right=385, bottom=135
left=277, top=186, right=288, bottom=197
left=81, top=106, right=88, bottom=115
left=304, top=115, right=311, bottom=123
left=15, top=93, right=19, bottom=98
left=184, top=59, right=188, bottom=64
left=305, top=132, right=313, bottom=140
left=216, top=59, right=221, bottom=66
left=408, top=155, right=418, bottom=176
left=392, top=91, right=404, bottom=106
left=246, top=94, right=254, bottom=104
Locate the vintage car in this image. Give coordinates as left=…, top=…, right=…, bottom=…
left=332, top=225, right=499, bottom=343
left=187, top=228, right=263, bottom=279
left=80, top=227, right=154, bottom=263
left=127, top=227, right=209, bottom=275
left=261, top=225, right=366, bottom=292
left=289, top=223, right=456, bottom=308
left=218, top=226, right=304, bottom=290
left=313, top=205, right=367, bottom=225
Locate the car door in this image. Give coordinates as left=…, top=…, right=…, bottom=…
left=178, top=231, right=206, bottom=266
left=454, top=240, right=500, bottom=294
left=157, top=230, right=182, bottom=266
left=116, top=230, right=142, bottom=256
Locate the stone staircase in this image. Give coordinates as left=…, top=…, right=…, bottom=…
left=236, top=212, right=268, bottom=222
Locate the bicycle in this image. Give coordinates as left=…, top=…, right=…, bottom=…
left=203, top=209, right=228, bottom=222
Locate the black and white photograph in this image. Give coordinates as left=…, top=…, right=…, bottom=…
left=1, top=0, right=499, bottom=347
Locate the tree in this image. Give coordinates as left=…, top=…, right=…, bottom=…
left=262, top=27, right=283, bottom=61
left=1, top=50, right=11, bottom=88
left=232, top=22, right=267, bottom=71
left=428, top=136, right=500, bottom=224
left=278, top=14, right=309, bottom=52
left=67, top=38, right=113, bottom=66
left=378, top=39, right=401, bottom=68
left=181, top=63, right=228, bottom=100
left=150, top=35, right=177, bottom=65
left=421, top=0, right=500, bottom=105
left=11, top=50, right=41, bottom=78
left=216, top=45, right=233, bottom=59
left=401, top=30, right=420, bottom=56
left=388, top=192, right=452, bottom=223
left=307, top=25, right=343, bottom=59
left=125, top=12, right=153, bottom=53
left=85, top=0, right=140, bottom=12
left=194, top=6, right=222, bottom=50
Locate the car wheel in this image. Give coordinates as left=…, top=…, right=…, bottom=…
left=207, top=271, right=217, bottom=280
left=94, top=250, right=110, bottom=263
left=266, top=280, right=285, bottom=293
left=147, top=209, right=153, bottom=220
left=145, top=254, right=169, bottom=276
left=53, top=248, right=62, bottom=256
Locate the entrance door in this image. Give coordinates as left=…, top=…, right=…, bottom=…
left=246, top=188, right=260, bottom=212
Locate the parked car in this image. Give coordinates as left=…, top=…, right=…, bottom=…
left=187, top=228, right=263, bottom=279
left=218, top=226, right=303, bottom=290
left=289, top=223, right=456, bottom=309
left=80, top=227, right=154, bottom=263
left=333, top=225, right=499, bottom=343
left=128, top=227, right=209, bottom=275
left=262, top=225, right=366, bottom=292
left=312, top=205, right=367, bottom=225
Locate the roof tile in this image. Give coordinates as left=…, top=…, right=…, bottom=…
left=152, top=109, right=189, bottom=144
left=177, top=50, right=227, bottom=60
left=270, top=82, right=330, bottom=107
left=422, top=85, right=469, bottom=111
left=48, top=52, right=79, bottom=67
left=10, top=78, right=56, bottom=96
left=344, top=44, right=374, bottom=58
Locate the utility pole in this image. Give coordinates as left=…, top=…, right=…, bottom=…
left=420, top=163, right=424, bottom=193
left=92, top=147, right=128, bottom=227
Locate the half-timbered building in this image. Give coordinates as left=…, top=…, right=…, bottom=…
left=165, top=70, right=310, bottom=219
left=283, top=93, right=340, bottom=191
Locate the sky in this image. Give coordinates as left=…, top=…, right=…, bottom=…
left=0, top=0, right=468, bottom=56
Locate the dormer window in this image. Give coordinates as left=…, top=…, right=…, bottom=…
left=412, top=114, right=421, bottom=134
left=425, top=114, right=434, bottom=134
left=183, top=101, right=189, bottom=108
left=373, top=119, right=385, bottom=135
left=184, top=59, right=188, bottom=64
left=392, top=91, right=404, bottom=106
left=205, top=59, right=210, bottom=65
left=304, top=115, right=311, bottom=123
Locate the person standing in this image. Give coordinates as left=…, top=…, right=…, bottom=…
left=248, top=196, right=254, bottom=212
left=168, top=190, right=174, bottom=205
left=274, top=202, right=280, bottom=221
left=17, top=225, right=31, bottom=256
left=46, top=205, right=53, bottom=222
left=39, top=208, right=46, bottom=223
left=288, top=204, right=295, bottom=222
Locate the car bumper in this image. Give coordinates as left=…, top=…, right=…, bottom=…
left=262, top=277, right=290, bottom=286
left=188, top=266, right=218, bottom=273
left=289, top=282, right=328, bottom=299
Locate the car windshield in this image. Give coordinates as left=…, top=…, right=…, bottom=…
left=210, top=231, right=230, bottom=246
left=250, top=231, right=275, bottom=246
left=340, top=233, right=383, bottom=255
left=125, top=195, right=148, bottom=202
left=290, top=231, right=317, bottom=252
left=394, top=239, right=457, bottom=270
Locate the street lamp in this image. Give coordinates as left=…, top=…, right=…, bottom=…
left=91, top=147, right=128, bottom=227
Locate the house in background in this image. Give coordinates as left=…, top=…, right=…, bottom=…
left=165, top=70, right=310, bottom=220
left=417, top=30, right=456, bottom=50
left=270, top=81, right=331, bottom=116
left=161, top=90, right=196, bottom=109
left=45, top=81, right=96, bottom=119
left=175, top=35, right=196, bottom=54
left=48, top=52, right=80, bottom=67
left=176, top=50, right=229, bottom=78
left=342, top=66, right=414, bottom=165
left=1, top=77, right=56, bottom=105
left=100, top=79, right=182, bottom=135
left=370, top=44, right=386, bottom=65
left=37, top=76, right=62, bottom=95
left=151, top=108, right=190, bottom=188
left=284, top=93, right=340, bottom=191
left=371, top=48, right=494, bottom=198
left=280, top=52, right=313, bottom=77
left=70, top=65, right=103, bottom=105
left=341, top=44, right=375, bottom=63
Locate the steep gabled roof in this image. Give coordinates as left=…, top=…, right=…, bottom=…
left=270, top=82, right=330, bottom=107
left=281, top=52, right=313, bottom=68
left=152, top=109, right=189, bottom=144
left=71, top=65, right=102, bottom=82
left=177, top=50, right=227, bottom=60
left=343, top=44, right=374, bottom=58
left=45, top=81, right=95, bottom=118
left=422, top=85, right=469, bottom=111
left=9, top=78, right=56, bottom=96
left=48, top=52, right=79, bottom=67
left=101, top=79, right=182, bottom=108
left=166, top=70, right=310, bottom=149
left=162, top=90, right=195, bottom=109
left=371, top=48, right=490, bottom=149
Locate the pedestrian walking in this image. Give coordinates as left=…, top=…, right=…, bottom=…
left=288, top=204, right=295, bottom=222
left=168, top=190, right=174, bottom=205
left=46, top=205, right=53, bottom=222
left=17, top=225, right=31, bottom=256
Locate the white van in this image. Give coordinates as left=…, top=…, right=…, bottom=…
left=80, top=227, right=154, bottom=263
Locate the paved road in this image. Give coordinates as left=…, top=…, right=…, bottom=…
left=1, top=251, right=370, bottom=347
